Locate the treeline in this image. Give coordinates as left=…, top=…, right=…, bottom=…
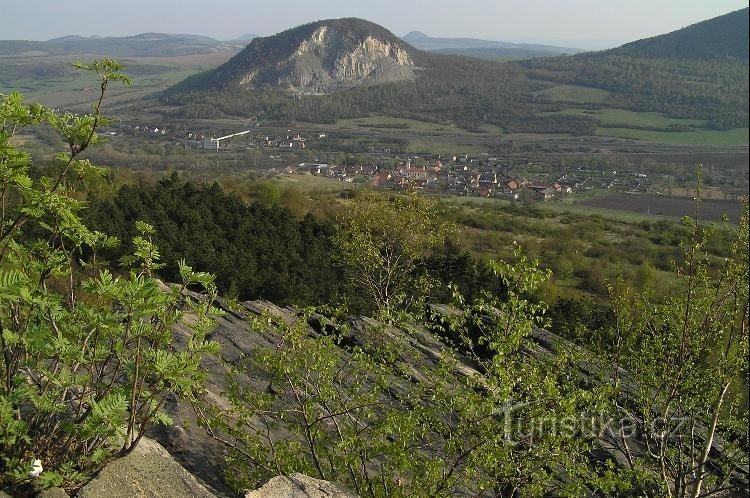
left=524, top=54, right=749, bottom=129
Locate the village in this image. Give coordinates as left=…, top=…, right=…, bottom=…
left=107, top=122, right=669, bottom=202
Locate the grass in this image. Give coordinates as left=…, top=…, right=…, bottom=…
left=539, top=84, right=610, bottom=104
left=544, top=108, right=706, bottom=128
left=597, top=127, right=749, bottom=146
left=274, top=174, right=354, bottom=193
left=539, top=107, right=747, bottom=145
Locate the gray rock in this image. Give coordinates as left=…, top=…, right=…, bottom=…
left=77, top=437, right=217, bottom=498
left=38, top=488, right=69, bottom=498
left=245, top=473, right=357, bottom=498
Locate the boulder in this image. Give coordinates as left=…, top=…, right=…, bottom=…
left=245, top=474, right=357, bottom=498
left=76, top=437, right=217, bottom=498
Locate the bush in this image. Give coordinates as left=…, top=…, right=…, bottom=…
left=0, top=61, right=219, bottom=493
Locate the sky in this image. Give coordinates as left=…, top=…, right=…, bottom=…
left=1, top=0, right=748, bottom=49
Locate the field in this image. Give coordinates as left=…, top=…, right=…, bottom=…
left=538, top=107, right=747, bottom=146
left=596, top=126, right=749, bottom=146
left=580, top=192, right=743, bottom=221
left=546, top=108, right=705, bottom=128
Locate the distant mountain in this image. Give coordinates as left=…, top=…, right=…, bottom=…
left=402, top=31, right=581, bottom=58
left=232, top=33, right=259, bottom=42
left=173, top=18, right=419, bottom=94
left=0, top=33, right=243, bottom=57
left=613, top=7, right=748, bottom=61
left=0, top=40, right=52, bottom=56
left=47, top=35, right=92, bottom=43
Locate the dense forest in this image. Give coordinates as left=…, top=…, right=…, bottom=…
left=85, top=175, right=342, bottom=305
left=613, top=7, right=749, bottom=61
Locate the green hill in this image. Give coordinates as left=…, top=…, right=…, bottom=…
left=614, top=8, right=748, bottom=61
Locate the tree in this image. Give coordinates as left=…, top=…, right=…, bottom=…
left=334, top=190, right=455, bottom=320
left=0, top=61, right=220, bottom=493
left=606, top=201, right=749, bottom=497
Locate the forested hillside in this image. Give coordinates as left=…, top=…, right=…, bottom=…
left=164, top=11, right=749, bottom=132
left=522, top=8, right=749, bottom=129
left=523, top=54, right=748, bottom=129
left=614, top=7, right=749, bottom=61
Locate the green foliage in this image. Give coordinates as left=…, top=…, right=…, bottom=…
left=0, top=62, right=219, bottom=493
left=604, top=200, right=749, bottom=496
left=334, top=190, right=455, bottom=320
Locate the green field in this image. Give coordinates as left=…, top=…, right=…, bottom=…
left=538, top=84, right=611, bottom=104
left=597, top=126, right=749, bottom=145
left=435, top=193, right=678, bottom=223
left=539, top=107, right=747, bottom=145
left=545, top=108, right=706, bottom=128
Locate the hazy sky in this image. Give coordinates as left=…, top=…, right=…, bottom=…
left=2, top=0, right=748, bottom=49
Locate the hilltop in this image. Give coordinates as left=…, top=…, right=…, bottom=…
left=172, top=18, right=418, bottom=94
left=164, top=18, right=594, bottom=134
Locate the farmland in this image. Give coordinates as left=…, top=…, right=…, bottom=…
left=580, top=191, right=743, bottom=220
left=596, top=126, right=749, bottom=145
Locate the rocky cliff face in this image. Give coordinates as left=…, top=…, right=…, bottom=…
left=173, top=18, right=418, bottom=94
